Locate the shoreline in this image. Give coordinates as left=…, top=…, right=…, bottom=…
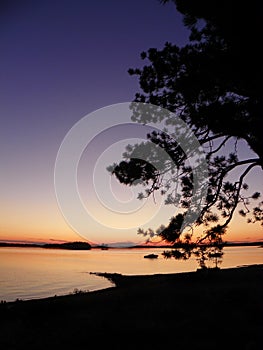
left=0, top=264, right=262, bottom=348
left=1, top=263, right=263, bottom=305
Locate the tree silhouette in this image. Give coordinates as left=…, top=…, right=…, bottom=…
left=109, top=0, right=262, bottom=268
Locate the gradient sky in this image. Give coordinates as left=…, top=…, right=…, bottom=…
left=1, top=0, right=262, bottom=245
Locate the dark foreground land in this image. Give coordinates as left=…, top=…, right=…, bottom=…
left=0, top=265, right=262, bottom=350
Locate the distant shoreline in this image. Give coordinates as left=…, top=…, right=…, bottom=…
left=0, top=241, right=92, bottom=250
left=0, top=240, right=262, bottom=250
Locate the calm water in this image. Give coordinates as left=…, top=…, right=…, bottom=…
left=0, top=246, right=262, bottom=302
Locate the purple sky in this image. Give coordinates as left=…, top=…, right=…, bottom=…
left=0, top=0, right=262, bottom=244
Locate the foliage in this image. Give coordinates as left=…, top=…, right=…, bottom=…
left=109, top=0, right=262, bottom=268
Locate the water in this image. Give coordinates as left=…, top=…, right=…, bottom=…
left=0, top=246, right=262, bottom=302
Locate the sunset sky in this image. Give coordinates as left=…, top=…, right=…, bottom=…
left=1, top=0, right=262, bottom=245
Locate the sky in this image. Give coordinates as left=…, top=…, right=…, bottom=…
left=0, top=0, right=262, bottom=245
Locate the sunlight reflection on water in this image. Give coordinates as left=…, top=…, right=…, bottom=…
left=0, top=246, right=262, bottom=302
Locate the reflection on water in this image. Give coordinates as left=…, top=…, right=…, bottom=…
left=0, top=246, right=262, bottom=302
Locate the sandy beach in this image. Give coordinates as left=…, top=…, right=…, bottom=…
left=0, top=264, right=262, bottom=349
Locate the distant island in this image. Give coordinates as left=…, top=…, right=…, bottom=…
left=41, top=241, right=91, bottom=250
left=0, top=241, right=91, bottom=250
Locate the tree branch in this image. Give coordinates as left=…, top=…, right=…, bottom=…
left=207, top=135, right=232, bottom=154
left=220, top=162, right=260, bottom=228
left=200, top=158, right=260, bottom=217
left=200, top=133, right=225, bottom=145
left=197, top=161, right=261, bottom=244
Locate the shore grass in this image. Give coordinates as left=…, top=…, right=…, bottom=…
left=0, top=264, right=262, bottom=349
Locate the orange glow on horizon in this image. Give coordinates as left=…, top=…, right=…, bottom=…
left=0, top=219, right=262, bottom=246
left=0, top=196, right=262, bottom=245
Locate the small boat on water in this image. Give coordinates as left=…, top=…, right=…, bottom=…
left=144, top=253, right=158, bottom=259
